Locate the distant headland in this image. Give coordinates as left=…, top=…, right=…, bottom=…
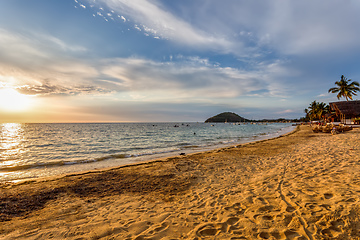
left=205, top=112, right=296, bottom=123
left=205, top=112, right=250, bottom=123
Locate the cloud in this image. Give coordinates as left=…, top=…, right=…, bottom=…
left=0, top=29, right=49, bottom=62
left=0, top=24, right=303, bottom=104
left=276, top=109, right=294, bottom=114
left=0, top=29, right=86, bottom=61
left=17, top=83, right=110, bottom=96
left=0, top=60, right=103, bottom=96
left=85, top=0, right=236, bottom=53
left=92, top=1, right=360, bottom=57
left=0, top=28, right=106, bottom=95
left=5, top=0, right=359, bottom=121
left=98, top=55, right=302, bottom=103
left=0, top=28, right=298, bottom=101
left=0, top=28, right=89, bottom=86
left=253, top=1, right=360, bottom=55
left=100, top=57, right=266, bottom=99
left=38, top=34, right=87, bottom=53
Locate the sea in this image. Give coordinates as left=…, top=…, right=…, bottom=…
left=0, top=122, right=295, bottom=182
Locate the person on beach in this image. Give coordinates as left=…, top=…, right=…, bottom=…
left=331, top=127, right=337, bottom=135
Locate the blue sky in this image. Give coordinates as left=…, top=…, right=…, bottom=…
left=1, top=0, right=360, bottom=122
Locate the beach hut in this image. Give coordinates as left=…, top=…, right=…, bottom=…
left=329, top=100, right=360, bottom=124
left=324, top=113, right=337, bottom=123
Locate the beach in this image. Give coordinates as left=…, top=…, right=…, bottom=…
left=1, top=125, right=360, bottom=239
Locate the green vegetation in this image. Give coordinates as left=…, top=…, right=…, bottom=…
left=304, top=101, right=329, bottom=121
left=205, top=112, right=297, bottom=123
left=303, top=75, right=360, bottom=121
left=209, top=75, right=360, bottom=123
left=354, top=117, right=360, bottom=124
left=328, top=75, right=360, bottom=101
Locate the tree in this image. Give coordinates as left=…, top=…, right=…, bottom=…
left=328, top=75, right=360, bottom=101
left=305, top=100, right=329, bottom=121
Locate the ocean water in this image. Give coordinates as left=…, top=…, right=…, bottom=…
left=0, top=122, right=294, bottom=182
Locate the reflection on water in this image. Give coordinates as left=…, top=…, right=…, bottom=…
left=0, top=123, right=24, bottom=162
left=0, top=122, right=294, bottom=182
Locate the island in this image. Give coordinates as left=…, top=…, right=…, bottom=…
left=205, top=112, right=250, bottom=123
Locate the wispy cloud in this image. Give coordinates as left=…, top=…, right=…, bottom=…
left=0, top=25, right=310, bottom=105
left=85, top=0, right=360, bottom=58
left=104, top=60, right=302, bottom=107
left=99, top=55, right=297, bottom=101
left=0, top=28, right=107, bottom=95
left=0, top=24, right=293, bottom=100
left=17, top=83, right=110, bottom=96
left=258, top=1, right=360, bottom=55
left=4, top=0, right=360, bottom=121
left=85, top=0, right=236, bottom=53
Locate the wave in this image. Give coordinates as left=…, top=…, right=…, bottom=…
left=0, top=123, right=295, bottom=178
left=181, top=145, right=200, bottom=149
left=0, top=154, right=130, bottom=172
left=175, top=142, right=199, bottom=147
left=0, top=146, right=193, bottom=172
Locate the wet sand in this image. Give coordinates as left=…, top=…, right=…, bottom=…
left=1, top=125, right=360, bottom=239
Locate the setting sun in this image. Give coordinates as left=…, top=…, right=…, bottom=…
left=0, top=88, right=33, bottom=112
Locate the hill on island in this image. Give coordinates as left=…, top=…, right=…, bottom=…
left=205, top=112, right=250, bottom=123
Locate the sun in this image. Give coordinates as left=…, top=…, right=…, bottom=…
left=0, top=88, right=33, bottom=112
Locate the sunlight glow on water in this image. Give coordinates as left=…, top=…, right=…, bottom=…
left=1, top=123, right=25, bottom=159
left=1, top=123, right=27, bottom=172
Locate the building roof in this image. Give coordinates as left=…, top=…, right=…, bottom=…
left=329, top=100, right=360, bottom=117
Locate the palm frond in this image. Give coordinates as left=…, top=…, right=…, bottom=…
left=329, top=75, right=360, bottom=101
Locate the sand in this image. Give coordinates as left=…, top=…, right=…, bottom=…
left=1, top=125, right=360, bottom=239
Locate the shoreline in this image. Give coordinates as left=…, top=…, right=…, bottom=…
left=1, top=124, right=296, bottom=184
left=2, top=125, right=360, bottom=239
left=36, top=125, right=299, bottom=184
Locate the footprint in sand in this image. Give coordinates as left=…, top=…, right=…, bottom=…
left=270, top=230, right=282, bottom=239
left=319, top=204, right=332, bottom=211
left=253, top=214, right=274, bottom=221
left=262, top=215, right=274, bottom=221
left=284, top=229, right=302, bottom=239
left=286, top=205, right=296, bottom=212
left=324, top=193, right=334, bottom=199
left=257, top=230, right=283, bottom=239
left=345, top=197, right=357, bottom=202
left=195, top=223, right=224, bottom=237
left=255, top=197, right=269, bottom=205
left=198, top=226, right=219, bottom=236
left=259, top=231, right=270, bottom=239
left=226, top=217, right=240, bottom=225
left=224, top=202, right=246, bottom=215
left=195, top=217, right=241, bottom=237
left=147, top=222, right=169, bottom=235
left=320, top=219, right=345, bottom=238
left=257, top=205, right=275, bottom=212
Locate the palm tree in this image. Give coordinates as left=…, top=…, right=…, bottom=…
left=305, top=101, right=329, bottom=121
left=307, top=101, right=318, bottom=120
left=328, top=75, right=360, bottom=101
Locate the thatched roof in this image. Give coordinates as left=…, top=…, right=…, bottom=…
left=329, top=100, right=360, bottom=117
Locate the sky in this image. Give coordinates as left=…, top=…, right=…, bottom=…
left=1, top=0, right=360, bottom=123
